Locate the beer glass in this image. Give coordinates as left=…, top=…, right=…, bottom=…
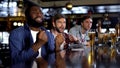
left=88, top=29, right=96, bottom=68
left=110, top=47, right=116, bottom=62
left=115, top=23, right=120, bottom=37
left=110, top=32, right=117, bottom=46
left=103, top=33, right=109, bottom=44
left=98, top=33, right=104, bottom=44
left=88, top=30, right=96, bottom=46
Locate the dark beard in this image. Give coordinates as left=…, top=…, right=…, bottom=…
left=27, top=16, right=44, bottom=28
left=54, top=27, right=61, bottom=33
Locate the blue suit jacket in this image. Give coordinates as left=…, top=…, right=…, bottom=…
left=9, top=24, right=55, bottom=68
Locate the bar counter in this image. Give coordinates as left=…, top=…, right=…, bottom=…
left=64, top=40, right=120, bottom=68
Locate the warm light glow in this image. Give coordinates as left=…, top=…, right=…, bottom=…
left=18, top=22, right=22, bottom=26
left=67, top=5, right=72, bottom=8
left=66, top=2, right=73, bottom=10
left=21, top=23, right=24, bottom=26
left=88, top=53, right=92, bottom=65
left=88, top=51, right=94, bottom=65
left=13, top=22, right=24, bottom=26
left=13, top=22, right=17, bottom=26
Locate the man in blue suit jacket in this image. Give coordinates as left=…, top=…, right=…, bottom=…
left=9, top=3, right=55, bottom=68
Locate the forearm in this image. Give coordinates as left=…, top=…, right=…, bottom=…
left=55, top=42, right=61, bottom=52
left=32, top=41, right=44, bottom=52
left=55, top=51, right=66, bottom=68
left=9, top=40, right=38, bottom=63
left=11, top=47, right=38, bottom=64
left=55, top=43, right=66, bottom=68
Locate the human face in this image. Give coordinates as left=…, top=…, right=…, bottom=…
left=29, top=6, right=43, bottom=23
left=53, top=18, right=66, bottom=33
left=81, top=18, right=92, bottom=31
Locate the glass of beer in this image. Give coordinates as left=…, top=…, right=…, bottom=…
left=88, top=30, right=96, bottom=46
left=103, top=33, right=109, bottom=44
left=88, top=29, right=96, bottom=68
left=110, top=32, right=117, bottom=46
left=98, top=33, right=104, bottom=44
left=115, top=23, right=120, bottom=37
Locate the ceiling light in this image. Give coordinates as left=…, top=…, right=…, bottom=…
left=65, top=2, right=73, bottom=10
left=17, top=0, right=23, bottom=8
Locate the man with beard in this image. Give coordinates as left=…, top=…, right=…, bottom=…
left=9, top=3, right=55, bottom=68
left=50, top=14, right=78, bottom=68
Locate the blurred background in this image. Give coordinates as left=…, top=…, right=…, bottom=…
left=0, top=0, right=119, bottom=68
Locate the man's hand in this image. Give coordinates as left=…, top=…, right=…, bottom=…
left=55, top=33, right=66, bottom=68
left=32, top=30, right=48, bottom=52
left=36, top=30, right=48, bottom=45
left=68, top=34, right=78, bottom=43
left=55, top=33, right=65, bottom=51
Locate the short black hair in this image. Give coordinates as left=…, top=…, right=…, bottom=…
left=25, top=3, right=40, bottom=18
left=81, top=15, right=92, bottom=23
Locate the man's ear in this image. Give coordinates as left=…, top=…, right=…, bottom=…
left=52, top=22, right=55, bottom=27
left=81, top=22, right=83, bottom=26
